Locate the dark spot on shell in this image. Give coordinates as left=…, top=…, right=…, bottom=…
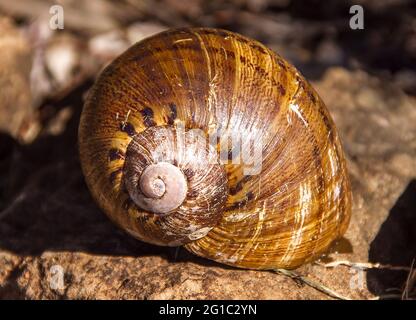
left=246, top=191, right=255, bottom=201
left=122, top=198, right=133, bottom=210
left=297, top=76, right=306, bottom=90
left=140, top=107, right=157, bottom=127
left=307, top=141, right=325, bottom=195
left=251, top=43, right=267, bottom=54
left=140, top=107, right=154, bottom=118
left=278, top=83, right=286, bottom=96
left=138, top=215, right=149, bottom=224
left=308, top=91, right=316, bottom=103
left=229, top=176, right=251, bottom=195
left=108, top=148, right=125, bottom=161
left=109, top=168, right=122, bottom=184
left=236, top=37, right=249, bottom=44
left=183, top=168, right=194, bottom=179
left=229, top=184, right=243, bottom=196
left=187, top=190, right=199, bottom=198
left=120, top=122, right=136, bottom=137
left=277, top=59, right=286, bottom=70
left=317, top=105, right=334, bottom=137
left=227, top=190, right=255, bottom=210
left=210, top=46, right=235, bottom=59
left=154, top=218, right=162, bottom=226
left=237, top=56, right=278, bottom=87
left=227, top=200, right=246, bottom=211
left=167, top=103, right=177, bottom=125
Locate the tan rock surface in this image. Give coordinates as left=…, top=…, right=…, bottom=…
left=0, top=17, right=34, bottom=142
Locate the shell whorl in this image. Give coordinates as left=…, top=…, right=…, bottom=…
left=79, top=27, right=352, bottom=269
left=118, top=125, right=228, bottom=246
left=126, top=161, right=188, bottom=214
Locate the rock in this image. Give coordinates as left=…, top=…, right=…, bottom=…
left=315, top=39, right=345, bottom=66
left=44, top=34, right=89, bottom=89
left=313, top=68, right=416, bottom=298
left=29, top=27, right=97, bottom=103
left=0, top=67, right=415, bottom=299
left=88, top=23, right=168, bottom=67
left=393, top=70, right=416, bottom=95
left=126, top=22, right=167, bottom=45
left=89, top=30, right=130, bottom=65
left=0, top=17, right=35, bottom=143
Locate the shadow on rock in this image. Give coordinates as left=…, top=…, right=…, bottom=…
left=367, top=179, right=416, bottom=296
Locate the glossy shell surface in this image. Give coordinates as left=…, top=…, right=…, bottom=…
left=79, top=28, right=351, bottom=269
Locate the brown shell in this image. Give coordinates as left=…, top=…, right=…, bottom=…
left=78, top=28, right=351, bottom=270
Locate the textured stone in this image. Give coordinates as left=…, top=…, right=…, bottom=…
left=0, top=17, right=34, bottom=142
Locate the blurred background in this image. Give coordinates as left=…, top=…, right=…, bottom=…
left=0, top=0, right=415, bottom=299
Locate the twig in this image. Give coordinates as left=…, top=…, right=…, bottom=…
left=272, top=268, right=352, bottom=300
left=316, top=260, right=412, bottom=272
left=402, top=259, right=415, bottom=300
left=317, top=259, right=416, bottom=300
left=0, top=193, right=27, bottom=220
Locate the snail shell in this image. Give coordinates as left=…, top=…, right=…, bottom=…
left=79, top=28, right=351, bottom=270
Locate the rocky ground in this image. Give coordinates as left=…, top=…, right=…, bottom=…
left=0, top=0, right=415, bottom=299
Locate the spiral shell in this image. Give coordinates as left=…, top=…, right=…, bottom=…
left=79, top=28, right=351, bottom=270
